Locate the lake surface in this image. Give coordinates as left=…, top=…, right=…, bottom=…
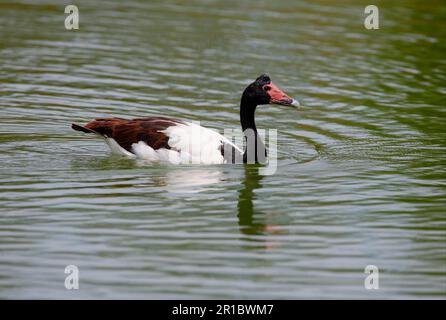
left=0, top=0, right=445, bottom=299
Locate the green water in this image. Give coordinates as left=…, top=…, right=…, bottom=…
left=0, top=0, right=445, bottom=299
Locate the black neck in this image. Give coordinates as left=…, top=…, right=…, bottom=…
left=240, top=95, right=266, bottom=163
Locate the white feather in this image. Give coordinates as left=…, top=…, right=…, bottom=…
left=105, top=138, right=135, bottom=158
left=101, top=122, right=242, bottom=164
left=161, top=122, right=242, bottom=164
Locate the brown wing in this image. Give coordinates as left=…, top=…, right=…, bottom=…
left=72, top=117, right=182, bottom=153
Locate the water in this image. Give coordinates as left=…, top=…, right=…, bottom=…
left=0, top=0, right=445, bottom=299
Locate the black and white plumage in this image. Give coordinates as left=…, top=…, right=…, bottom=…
left=72, top=74, right=300, bottom=164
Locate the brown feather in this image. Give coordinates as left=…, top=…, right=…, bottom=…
left=72, top=117, right=182, bottom=153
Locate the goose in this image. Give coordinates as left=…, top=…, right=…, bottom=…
left=72, top=74, right=300, bottom=164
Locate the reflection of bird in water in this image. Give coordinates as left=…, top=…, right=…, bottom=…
left=150, top=168, right=223, bottom=194
left=237, top=165, right=283, bottom=244
left=238, top=165, right=264, bottom=235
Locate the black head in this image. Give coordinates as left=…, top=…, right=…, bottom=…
left=242, top=74, right=300, bottom=108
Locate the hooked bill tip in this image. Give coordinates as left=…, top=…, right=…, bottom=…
left=291, top=99, right=301, bottom=108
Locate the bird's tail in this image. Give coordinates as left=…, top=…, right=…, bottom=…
left=71, top=123, right=97, bottom=134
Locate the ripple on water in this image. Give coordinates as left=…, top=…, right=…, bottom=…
left=0, top=0, right=445, bottom=299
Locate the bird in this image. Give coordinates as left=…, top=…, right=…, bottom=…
left=71, top=74, right=300, bottom=164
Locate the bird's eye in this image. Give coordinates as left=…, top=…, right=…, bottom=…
left=264, top=85, right=271, bottom=92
